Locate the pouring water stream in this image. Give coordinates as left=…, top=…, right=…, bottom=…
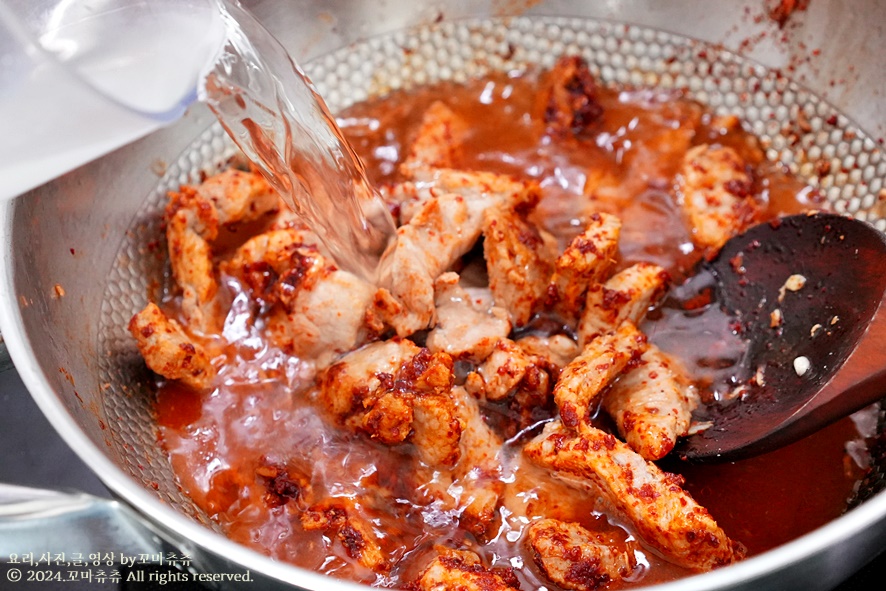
left=0, top=0, right=395, bottom=281
left=202, top=0, right=396, bottom=281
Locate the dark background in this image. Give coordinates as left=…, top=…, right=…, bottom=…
left=1, top=367, right=883, bottom=590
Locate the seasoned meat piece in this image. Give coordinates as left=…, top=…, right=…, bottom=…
left=554, top=321, right=647, bottom=428
left=389, top=168, right=539, bottom=225
left=222, top=224, right=375, bottom=368
left=408, top=548, right=521, bottom=591
left=221, top=227, right=321, bottom=302
left=374, top=194, right=480, bottom=336
left=548, top=212, right=621, bottom=320
left=165, top=169, right=279, bottom=330
left=515, top=334, right=580, bottom=372
left=465, top=338, right=535, bottom=401
left=675, top=144, right=761, bottom=250
left=426, top=272, right=512, bottom=362
left=264, top=248, right=376, bottom=368
left=400, top=101, right=469, bottom=176
left=128, top=303, right=215, bottom=390
left=524, top=421, right=744, bottom=571
left=412, top=386, right=504, bottom=537
left=453, top=385, right=505, bottom=536
left=359, top=389, right=413, bottom=445
left=578, top=262, right=669, bottom=346
left=525, top=519, right=638, bottom=591
left=318, top=342, right=463, bottom=468
left=412, top=168, right=538, bottom=204
left=603, top=345, right=699, bottom=460
left=407, top=352, right=463, bottom=468
left=301, top=498, right=388, bottom=573
left=194, top=167, right=279, bottom=227
left=410, top=391, right=463, bottom=467
left=318, top=340, right=421, bottom=418
left=482, top=197, right=558, bottom=327
left=540, top=55, right=603, bottom=136
left=465, top=338, right=560, bottom=435
left=165, top=187, right=219, bottom=331
left=375, top=172, right=524, bottom=338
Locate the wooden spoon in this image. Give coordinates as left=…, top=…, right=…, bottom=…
left=675, top=212, right=886, bottom=462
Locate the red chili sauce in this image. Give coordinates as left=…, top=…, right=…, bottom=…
left=154, top=68, right=867, bottom=588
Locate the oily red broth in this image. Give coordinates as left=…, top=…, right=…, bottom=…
left=153, top=68, right=865, bottom=588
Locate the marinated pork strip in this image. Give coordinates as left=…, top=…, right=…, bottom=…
left=128, top=302, right=215, bottom=390
left=408, top=549, right=520, bottom=591
left=165, top=169, right=279, bottom=330
left=410, top=386, right=505, bottom=537
left=515, top=334, right=580, bottom=372
left=451, top=385, right=506, bottom=536
left=301, top=498, right=388, bottom=573
left=195, top=167, right=280, bottom=228
left=603, top=345, right=700, bottom=461
left=482, top=195, right=558, bottom=328
left=373, top=193, right=484, bottom=336
left=317, top=341, right=463, bottom=468
left=407, top=354, right=463, bottom=468
left=466, top=333, right=580, bottom=402
left=577, top=262, right=669, bottom=347
left=463, top=337, right=557, bottom=436
left=426, top=272, right=512, bottom=362
left=412, top=167, right=538, bottom=203
left=264, top=254, right=376, bottom=369
left=525, top=518, right=638, bottom=591
left=400, top=100, right=469, bottom=177
left=675, top=144, right=761, bottom=250
left=221, top=227, right=321, bottom=303
left=375, top=170, right=531, bottom=338
left=165, top=187, right=219, bottom=331
left=389, top=167, right=539, bottom=225
left=540, top=55, right=603, bottom=137
left=554, top=321, right=647, bottom=428
left=524, top=421, right=744, bottom=571
left=318, top=339, right=420, bottom=418
left=465, top=338, right=536, bottom=401
left=222, top=225, right=376, bottom=367
left=547, top=212, right=621, bottom=321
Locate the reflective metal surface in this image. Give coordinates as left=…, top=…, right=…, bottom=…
left=1, top=1, right=886, bottom=590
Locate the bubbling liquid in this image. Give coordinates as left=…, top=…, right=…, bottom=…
left=155, top=68, right=867, bottom=589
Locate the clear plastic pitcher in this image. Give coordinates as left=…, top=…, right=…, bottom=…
left=0, top=0, right=226, bottom=200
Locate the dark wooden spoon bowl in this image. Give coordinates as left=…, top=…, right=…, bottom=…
left=676, top=212, right=886, bottom=462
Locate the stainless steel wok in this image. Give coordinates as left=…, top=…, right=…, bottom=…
left=2, top=1, right=886, bottom=589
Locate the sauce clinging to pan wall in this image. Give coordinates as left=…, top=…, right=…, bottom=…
left=152, top=66, right=866, bottom=588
